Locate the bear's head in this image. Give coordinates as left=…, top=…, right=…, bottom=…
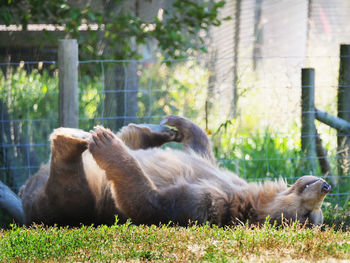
left=268, top=175, right=331, bottom=226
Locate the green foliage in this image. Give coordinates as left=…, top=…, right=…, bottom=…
left=0, top=66, right=59, bottom=184
left=0, top=0, right=229, bottom=60
left=77, top=73, right=104, bottom=130
left=1, top=66, right=107, bottom=163
left=137, top=61, right=209, bottom=123
left=213, top=121, right=311, bottom=180
left=323, top=201, right=350, bottom=231
left=1, top=65, right=58, bottom=119
left=152, top=0, right=229, bottom=59
left=0, top=61, right=209, bottom=162
left=0, top=1, right=80, bottom=29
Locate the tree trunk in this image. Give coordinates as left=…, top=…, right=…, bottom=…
left=337, top=45, right=350, bottom=176
left=103, top=1, right=139, bottom=131
left=232, top=0, right=241, bottom=117
left=301, top=68, right=317, bottom=174
left=253, top=0, right=263, bottom=69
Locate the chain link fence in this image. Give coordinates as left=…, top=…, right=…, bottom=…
left=1, top=53, right=349, bottom=213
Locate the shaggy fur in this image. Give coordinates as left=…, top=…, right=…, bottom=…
left=19, top=115, right=331, bottom=226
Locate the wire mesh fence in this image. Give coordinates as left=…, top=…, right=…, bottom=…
left=0, top=55, right=349, bottom=211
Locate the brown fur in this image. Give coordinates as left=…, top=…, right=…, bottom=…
left=19, top=115, right=330, bottom=226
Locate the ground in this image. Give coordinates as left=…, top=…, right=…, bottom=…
left=0, top=221, right=349, bottom=262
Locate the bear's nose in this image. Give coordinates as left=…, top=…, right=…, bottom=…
left=321, top=182, right=331, bottom=193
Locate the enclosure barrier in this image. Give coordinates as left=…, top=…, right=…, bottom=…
left=337, top=45, right=350, bottom=177
left=1, top=40, right=350, bottom=223
left=301, top=44, right=350, bottom=185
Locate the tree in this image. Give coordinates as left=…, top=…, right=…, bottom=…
left=2, top=0, right=229, bottom=129
left=1, top=0, right=228, bottom=59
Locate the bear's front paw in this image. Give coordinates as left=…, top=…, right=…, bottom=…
left=88, top=126, right=126, bottom=172
left=160, top=115, right=195, bottom=142
left=137, top=123, right=182, bottom=143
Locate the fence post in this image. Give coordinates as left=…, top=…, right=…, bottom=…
left=338, top=44, right=350, bottom=176
left=301, top=68, right=317, bottom=174
left=58, top=39, right=79, bottom=128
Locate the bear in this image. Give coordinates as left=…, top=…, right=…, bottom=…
left=5, top=115, right=331, bottom=226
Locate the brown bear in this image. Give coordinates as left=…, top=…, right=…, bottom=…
left=5, top=115, right=331, bottom=226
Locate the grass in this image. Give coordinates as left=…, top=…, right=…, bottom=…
left=324, top=202, right=350, bottom=231
left=0, top=221, right=349, bottom=262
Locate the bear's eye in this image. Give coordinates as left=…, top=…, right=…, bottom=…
left=301, top=179, right=319, bottom=192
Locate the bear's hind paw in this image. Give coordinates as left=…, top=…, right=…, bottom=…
left=50, top=128, right=89, bottom=160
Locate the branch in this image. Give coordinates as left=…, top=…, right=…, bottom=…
left=0, top=180, right=26, bottom=225
left=315, top=108, right=350, bottom=133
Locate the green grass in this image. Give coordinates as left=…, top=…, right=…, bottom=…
left=0, top=222, right=349, bottom=262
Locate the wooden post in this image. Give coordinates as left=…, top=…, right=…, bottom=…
left=231, top=0, right=241, bottom=117
left=301, top=68, right=317, bottom=174
left=338, top=44, right=350, bottom=176
left=315, top=108, right=350, bottom=133
left=58, top=39, right=79, bottom=128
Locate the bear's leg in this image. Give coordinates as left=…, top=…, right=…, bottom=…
left=88, top=126, right=165, bottom=224
left=49, top=127, right=90, bottom=162
left=44, top=128, right=96, bottom=225
left=161, top=115, right=215, bottom=164
left=116, top=123, right=180, bottom=150
left=89, top=126, right=208, bottom=225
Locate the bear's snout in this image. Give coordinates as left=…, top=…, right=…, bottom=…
left=321, top=181, right=331, bottom=194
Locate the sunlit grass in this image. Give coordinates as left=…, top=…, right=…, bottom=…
left=0, top=221, right=349, bottom=262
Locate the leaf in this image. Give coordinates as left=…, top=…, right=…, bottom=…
left=216, top=1, right=226, bottom=8
left=5, top=0, right=227, bottom=59
left=42, top=84, right=47, bottom=93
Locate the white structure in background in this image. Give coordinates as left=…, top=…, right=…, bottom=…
left=210, top=0, right=350, bottom=131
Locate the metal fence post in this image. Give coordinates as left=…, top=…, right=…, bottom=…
left=58, top=39, right=79, bottom=128
left=301, top=68, right=317, bottom=174
left=338, top=44, right=350, bottom=176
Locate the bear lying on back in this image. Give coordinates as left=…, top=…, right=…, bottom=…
left=18, top=115, right=331, bottom=226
